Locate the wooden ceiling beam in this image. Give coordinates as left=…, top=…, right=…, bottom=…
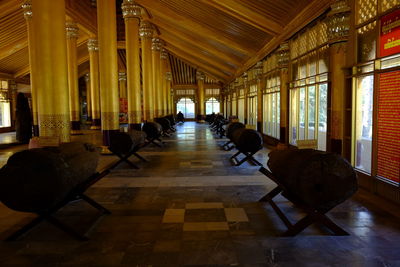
left=0, top=72, right=13, bottom=80
left=199, top=0, right=283, bottom=36
left=14, top=52, right=90, bottom=79
left=157, top=24, right=242, bottom=67
left=232, top=0, right=332, bottom=80
left=166, top=47, right=229, bottom=83
left=135, top=0, right=254, bottom=55
left=167, top=44, right=233, bottom=80
left=161, top=36, right=236, bottom=75
left=0, top=38, right=27, bottom=60
left=14, top=66, right=30, bottom=79
left=0, top=1, right=20, bottom=18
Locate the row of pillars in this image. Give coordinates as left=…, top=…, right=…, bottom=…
left=22, top=0, right=173, bottom=144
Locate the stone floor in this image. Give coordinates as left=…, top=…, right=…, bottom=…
left=0, top=122, right=400, bottom=266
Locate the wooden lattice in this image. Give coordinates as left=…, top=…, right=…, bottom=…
left=357, top=0, right=377, bottom=24
left=308, top=27, right=318, bottom=51
left=381, top=0, right=399, bottom=12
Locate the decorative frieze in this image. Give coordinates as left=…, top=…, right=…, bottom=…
left=21, top=0, right=32, bottom=20
left=151, top=38, right=161, bottom=51
left=66, top=21, right=79, bottom=39
left=139, top=21, right=153, bottom=39
left=277, top=42, right=290, bottom=69
left=196, top=71, right=205, bottom=81
left=87, top=39, right=99, bottom=51
left=161, top=48, right=168, bottom=60
left=166, top=72, right=172, bottom=81
left=118, top=72, right=127, bottom=81
left=121, top=0, right=141, bottom=19
left=325, top=0, right=351, bottom=44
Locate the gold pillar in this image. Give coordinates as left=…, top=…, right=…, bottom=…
left=196, top=71, right=205, bottom=121
left=22, top=1, right=39, bottom=136
left=140, top=21, right=154, bottom=121
left=166, top=71, right=172, bottom=115
left=66, top=21, right=80, bottom=134
left=152, top=38, right=162, bottom=117
left=88, top=39, right=101, bottom=129
left=31, top=0, right=70, bottom=142
left=277, top=42, right=290, bottom=143
left=256, top=81, right=263, bottom=133
left=97, top=0, right=119, bottom=145
left=243, top=73, right=249, bottom=125
left=118, top=72, right=127, bottom=99
left=84, top=74, right=92, bottom=122
left=220, top=93, right=224, bottom=116
left=122, top=0, right=142, bottom=128
left=160, top=48, right=168, bottom=115
left=326, top=0, right=350, bottom=155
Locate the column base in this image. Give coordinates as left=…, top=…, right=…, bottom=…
left=102, top=129, right=119, bottom=146
left=33, top=125, right=39, bottom=137
left=71, top=121, right=82, bottom=135
left=330, top=139, right=343, bottom=155
left=71, top=130, right=83, bottom=135
left=91, top=118, right=101, bottom=130
left=129, top=123, right=142, bottom=131
left=100, top=145, right=113, bottom=155
left=257, top=121, right=262, bottom=133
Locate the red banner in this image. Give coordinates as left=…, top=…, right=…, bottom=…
left=377, top=71, right=400, bottom=183
left=380, top=9, right=400, bottom=58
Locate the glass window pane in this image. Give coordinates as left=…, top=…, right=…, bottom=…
left=290, top=89, right=298, bottom=145
left=238, top=98, right=245, bottom=122
left=308, top=86, right=316, bottom=139
left=354, top=75, right=374, bottom=173
left=299, top=87, right=306, bottom=140
left=176, top=98, right=195, bottom=119
left=318, top=84, right=328, bottom=151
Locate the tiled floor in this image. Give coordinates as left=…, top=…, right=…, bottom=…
left=0, top=122, right=400, bottom=266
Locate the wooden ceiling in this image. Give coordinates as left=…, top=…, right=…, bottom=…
left=0, top=0, right=332, bottom=85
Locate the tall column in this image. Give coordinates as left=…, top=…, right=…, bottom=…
left=196, top=71, right=205, bottom=121
left=152, top=38, right=162, bottom=117
left=22, top=1, right=39, bottom=136
left=277, top=42, right=290, bottom=143
left=243, top=72, right=249, bottom=125
left=119, top=72, right=127, bottom=99
left=66, top=21, right=81, bottom=134
left=97, top=0, right=120, bottom=145
left=122, top=0, right=142, bottom=130
left=31, top=0, right=70, bottom=142
left=220, top=93, right=224, bottom=116
left=140, top=21, right=154, bottom=121
left=84, top=73, right=92, bottom=122
left=9, top=80, right=18, bottom=127
left=166, top=71, right=172, bottom=115
left=160, top=48, right=168, bottom=115
left=325, top=0, right=350, bottom=155
left=88, top=39, right=101, bottom=129
left=256, top=62, right=264, bottom=133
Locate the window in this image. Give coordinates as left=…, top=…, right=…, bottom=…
left=176, top=97, right=195, bottom=119
left=289, top=33, right=328, bottom=151
left=205, top=97, right=220, bottom=114
left=352, top=1, right=400, bottom=182
left=247, top=84, right=257, bottom=127
left=237, top=88, right=245, bottom=122
left=0, top=80, right=11, bottom=128
left=263, top=74, right=280, bottom=139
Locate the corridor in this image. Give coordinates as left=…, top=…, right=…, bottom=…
left=0, top=122, right=400, bottom=266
